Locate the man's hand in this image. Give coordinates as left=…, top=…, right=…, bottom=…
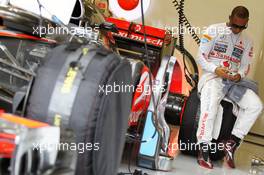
left=228, top=73, right=241, bottom=82
left=215, top=67, right=242, bottom=82
left=215, top=67, right=230, bottom=79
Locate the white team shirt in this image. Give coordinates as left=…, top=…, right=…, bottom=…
left=197, top=23, right=254, bottom=92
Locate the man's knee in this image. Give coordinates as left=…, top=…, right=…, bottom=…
left=249, top=96, right=263, bottom=115
left=255, top=100, right=263, bottom=115
left=242, top=89, right=263, bottom=114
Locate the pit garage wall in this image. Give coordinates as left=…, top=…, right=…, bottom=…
left=135, top=0, right=264, bottom=138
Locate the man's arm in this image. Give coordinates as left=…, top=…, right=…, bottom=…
left=238, top=41, right=253, bottom=78
left=230, top=40, right=253, bottom=82
left=197, top=33, right=218, bottom=73
left=197, top=29, right=230, bottom=79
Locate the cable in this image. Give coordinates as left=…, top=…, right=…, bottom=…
left=121, top=0, right=159, bottom=145
left=172, top=0, right=200, bottom=45
left=140, top=0, right=165, bottom=141
left=140, top=0, right=157, bottom=112
left=174, top=44, right=199, bottom=86
left=119, top=1, right=158, bottom=175
left=172, top=0, right=199, bottom=87
left=177, top=0, right=194, bottom=87
left=178, top=0, right=185, bottom=53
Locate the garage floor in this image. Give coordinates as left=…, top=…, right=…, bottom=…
left=120, top=134, right=264, bottom=175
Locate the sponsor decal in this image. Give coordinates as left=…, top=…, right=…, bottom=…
left=232, top=47, right=244, bottom=60
left=216, top=40, right=228, bottom=44
left=209, top=51, right=241, bottom=64
left=203, top=34, right=212, bottom=41
left=129, top=111, right=142, bottom=124
left=201, top=38, right=209, bottom=44
left=198, top=113, right=209, bottom=139
left=221, top=60, right=231, bottom=69
left=220, top=35, right=226, bottom=40
left=217, top=35, right=229, bottom=44
left=209, top=51, right=216, bottom=56
left=133, top=71, right=150, bottom=105
left=113, top=30, right=163, bottom=47
left=214, top=42, right=228, bottom=53
left=134, top=24, right=141, bottom=32
left=235, top=45, right=244, bottom=50
left=109, top=0, right=150, bottom=21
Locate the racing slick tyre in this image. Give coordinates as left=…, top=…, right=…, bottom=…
left=179, top=88, right=237, bottom=161
left=26, top=44, right=133, bottom=175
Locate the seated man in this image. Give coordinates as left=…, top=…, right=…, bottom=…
left=196, top=6, right=263, bottom=169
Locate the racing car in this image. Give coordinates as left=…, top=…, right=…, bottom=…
left=0, top=1, right=238, bottom=175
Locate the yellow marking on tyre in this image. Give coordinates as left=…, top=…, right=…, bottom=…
left=61, top=67, right=78, bottom=94
left=83, top=48, right=89, bottom=55
left=54, top=114, right=62, bottom=126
